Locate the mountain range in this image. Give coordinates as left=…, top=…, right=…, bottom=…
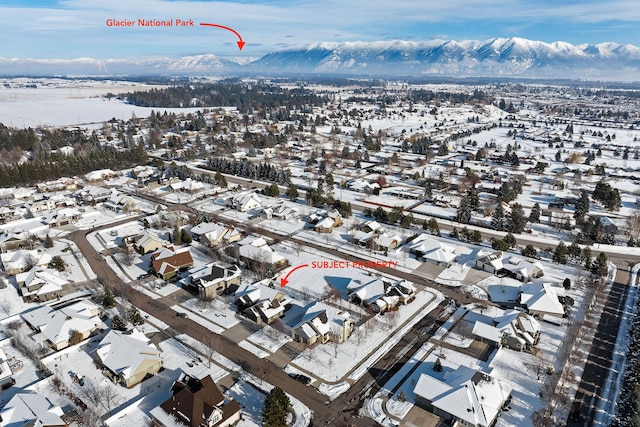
left=2, top=37, right=640, bottom=80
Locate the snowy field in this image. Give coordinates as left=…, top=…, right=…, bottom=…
left=0, top=79, right=206, bottom=127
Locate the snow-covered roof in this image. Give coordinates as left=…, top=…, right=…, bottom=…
left=21, top=300, right=102, bottom=347
left=414, top=365, right=511, bottom=427
left=520, top=282, right=565, bottom=317
left=94, top=328, right=161, bottom=380
left=0, top=393, right=65, bottom=427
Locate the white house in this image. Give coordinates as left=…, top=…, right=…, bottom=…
left=413, top=365, right=512, bottom=427
left=0, top=393, right=66, bottom=427
left=21, top=300, right=103, bottom=350
left=93, top=328, right=162, bottom=388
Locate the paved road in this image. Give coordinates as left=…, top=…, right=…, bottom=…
left=567, top=260, right=636, bottom=426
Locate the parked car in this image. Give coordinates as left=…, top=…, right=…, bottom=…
left=288, top=372, right=311, bottom=385
left=176, top=312, right=188, bottom=318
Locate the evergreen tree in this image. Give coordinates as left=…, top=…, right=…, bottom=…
left=553, top=241, right=568, bottom=264
left=262, top=387, right=290, bottom=427
left=529, top=202, right=541, bottom=223
left=567, top=242, right=581, bottom=260
left=467, top=186, right=479, bottom=210
left=285, top=183, right=298, bottom=201
left=400, top=214, right=413, bottom=228
left=181, top=228, right=192, bottom=244
left=470, top=230, right=483, bottom=243
left=456, top=197, right=472, bottom=224
left=574, top=190, right=590, bottom=223
left=521, top=244, right=539, bottom=259
left=491, top=204, right=506, bottom=231
left=44, top=234, right=53, bottom=248
left=424, top=181, right=433, bottom=200
left=102, top=288, right=116, bottom=309
left=583, top=247, right=593, bottom=271
left=450, top=227, right=459, bottom=239
left=128, top=307, right=145, bottom=326
left=592, top=252, right=609, bottom=277
left=507, top=203, right=526, bottom=233
left=173, top=226, right=182, bottom=245
left=111, top=315, right=127, bottom=331
left=427, top=218, right=440, bottom=236
left=503, top=233, right=517, bottom=248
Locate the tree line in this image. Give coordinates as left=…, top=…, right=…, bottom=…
left=121, top=81, right=328, bottom=114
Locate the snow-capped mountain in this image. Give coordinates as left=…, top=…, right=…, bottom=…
left=0, top=54, right=240, bottom=76
left=249, top=38, right=640, bottom=80
left=1, top=38, right=639, bottom=80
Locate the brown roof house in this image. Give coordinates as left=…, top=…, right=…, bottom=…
left=151, top=246, right=194, bottom=280
left=150, top=373, right=241, bottom=427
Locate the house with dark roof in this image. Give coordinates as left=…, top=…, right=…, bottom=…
left=151, top=246, right=194, bottom=280
left=186, top=262, right=242, bottom=299
left=150, top=373, right=241, bottom=427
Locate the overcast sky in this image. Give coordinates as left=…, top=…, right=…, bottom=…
left=1, top=0, right=639, bottom=60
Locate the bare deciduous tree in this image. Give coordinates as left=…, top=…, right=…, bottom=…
left=0, top=298, right=13, bottom=317
left=200, top=334, right=221, bottom=368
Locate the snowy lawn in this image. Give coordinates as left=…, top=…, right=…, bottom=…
left=180, top=296, right=240, bottom=329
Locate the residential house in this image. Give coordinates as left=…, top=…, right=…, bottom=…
left=0, top=393, right=67, bottom=427
left=36, top=177, right=77, bottom=193
left=520, top=282, right=566, bottom=320
left=134, top=231, right=167, bottom=254
left=21, top=300, right=103, bottom=351
left=24, top=195, right=55, bottom=213
left=235, top=281, right=292, bottom=324
left=308, top=209, right=343, bottom=231
left=237, top=237, right=288, bottom=274
left=81, top=186, right=112, bottom=203
left=150, top=373, right=241, bottom=427
left=42, top=207, right=82, bottom=228
left=407, top=234, right=457, bottom=267
left=16, top=269, right=69, bottom=302
left=475, top=251, right=544, bottom=282
left=342, top=276, right=416, bottom=313
left=226, top=192, right=262, bottom=212
left=0, top=206, right=23, bottom=224
left=143, top=211, right=189, bottom=229
left=1, top=250, right=52, bottom=275
left=190, top=222, right=241, bottom=247
left=0, top=348, right=14, bottom=389
left=260, top=203, right=300, bottom=220
left=471, top=308, right=541, bottom=352
left=131, top=165, right=159, bottom=187
left=314, top=216, right=337, bottom=233
left=186, top=262, right=242, bottom=299
left=360, top=220, right=383, bottom=234
left=413, top=365, right=511, bottom=427
left=85, top=169, right=115, bottom=183
left=373, top=233, right=402, bottom=252
left=103, top=193, right=138, bottom=214
left=0, top=231, right=31, bottom=253
left=169, top=178, right=205, bottom=194
left=151, top=246, right=194, bottom=280
left=94, top=328, right=162, bottom=388
left=289, top=301, right=354, bottom=346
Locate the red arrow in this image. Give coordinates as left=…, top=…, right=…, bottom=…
left=200, top=23, right=246, bottom=50
left=280, top=263, right=309, bottom=287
